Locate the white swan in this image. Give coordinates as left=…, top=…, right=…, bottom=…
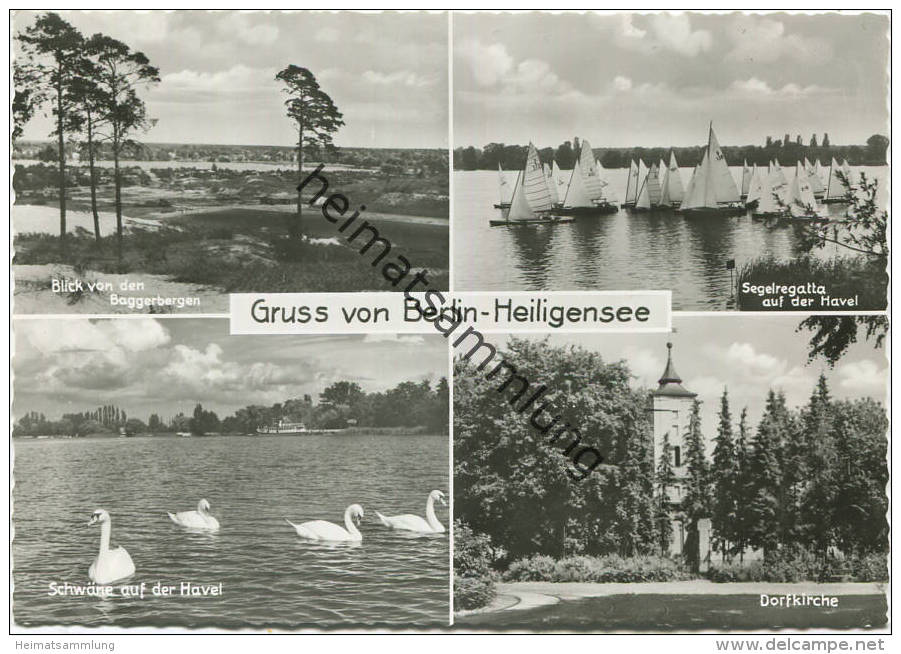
left=87, top=509, right=136, bottom=585
left=285, top=504, right=364, bottom=542
left=168, top=498, right=220, bottom=532
left=376, top=490, right=446, bottom=533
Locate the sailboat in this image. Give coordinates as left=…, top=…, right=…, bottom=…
left=744, top=164, right=762, bottom=207
left=544, top=162, right=559, bottom=205
left=658, top=152, right=684, bottom=207
left=751, top=164, right=791, bottom=218
left=552, top=161, right=570, bottom=207
left=490, top=142, right=573, bottom=226
left=787, top=162, right=827, bottom=219
left=632, top=163, right=665, bottom=211
left=560, top=139, right=617, bottom=216
left=740, top=160, right=752, bottom=199
left=621, top=159, right=644, bottom=208
left=677, top=123, right=743, bottom=217
left=804, top=157, right=826, bottom=199
left=494, top=163, right=512, bottom=216
left=822, top=156, right=849, bottom=203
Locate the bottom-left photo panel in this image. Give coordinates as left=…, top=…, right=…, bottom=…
left=11, top=318, right=450, bottom=630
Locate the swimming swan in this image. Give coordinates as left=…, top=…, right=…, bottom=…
left=168, top=498, right=220, bottom=532
left=285, top=504, right=364, bottom=542
left=376, top=490, right=446, bottom=533
left=87, top=509, right=136, bottom=585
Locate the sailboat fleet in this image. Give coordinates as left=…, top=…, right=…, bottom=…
left=491, top=123, right=853, bottom=226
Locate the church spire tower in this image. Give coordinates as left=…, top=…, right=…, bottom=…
left=650, top=341, right=696, bottom=555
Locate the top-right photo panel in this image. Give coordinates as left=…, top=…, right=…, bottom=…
left=453, top=12, right=889, bottom=311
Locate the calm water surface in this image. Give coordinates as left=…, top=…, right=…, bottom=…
left=454, top=166, right=886, bottom=310
left=13, top=434, right=449, bottom=628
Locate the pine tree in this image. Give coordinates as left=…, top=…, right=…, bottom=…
left=747, top=391, right=791, bottom=556
left=654, top=431, right=676, bottom=555
left=682, top=399, right=711, bottom=526
left=798, top=374, right=836, bottom=554
left=711, top=389, right=738, bottom=561
left=733, top=407, right=751, bottom=561
left=822, top=133, right=831, bottom=148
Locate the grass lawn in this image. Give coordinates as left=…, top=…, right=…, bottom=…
left=457, top=593, right=888, bottom=630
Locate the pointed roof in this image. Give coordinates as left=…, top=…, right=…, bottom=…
left=652, top=342, right=697, bottom=398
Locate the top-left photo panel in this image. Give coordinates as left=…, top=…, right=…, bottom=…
left=11, top=10, right=450, bottom=315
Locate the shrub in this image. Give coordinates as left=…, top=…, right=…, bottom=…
left=504, top=554, right=693, bottom=583
left=453, top=520, right=497, bottom=611
left=708, top=549, right=889, bottom=583
left=454, top=574, right=496, bottom=612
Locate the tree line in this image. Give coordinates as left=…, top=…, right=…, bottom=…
left=453, top=134, right=890, bottom=171
left=454, top=338, right=887, bottom=566
left=12, top=378, right=449, bottom=438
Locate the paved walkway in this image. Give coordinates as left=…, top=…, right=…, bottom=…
left=476, top=580, right=887, bottom=614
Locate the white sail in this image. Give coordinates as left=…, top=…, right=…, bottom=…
left=772, top=158, right=788, bottom=187
left=506, top=170, right=531, bottom=221
left=741, top=159, right=751, bottom=197
left=745, top=164, right=762, bottom=205
left=523, top=142, right=554, bottom=214
left=637, top=159, right=649, bottom=204
left=563, top=164, right=591, bottom=207
left=544, top=163, right=559, bottom=204
left=681, top=154, right=709, bottom=210
left=788, top=162, right=821, bottom=217
left=661, top=151, right=684, bottom=206
left=754, top=164, right=791, bottom=215
left=635, top=166, right=650, bottom=209
left=552, top=161, right=570, bottom=203
left=624, top=160, right=639, bottom=205
left=595, top=158, right=612, bottom=201
left=498, top=163, right=510, bottom=204
left=647, top=163, right=662, bottom=206
left=840, top=159, right=854, bottom=188
left=814, top=158, right=824, bottom=182
left=824, top=157, right=846, bottom=200
left=704, top=125, right=740, bottom=205
left=578, top=139, right=604, bottom=201
left=804, top=158, right=825, bottom=195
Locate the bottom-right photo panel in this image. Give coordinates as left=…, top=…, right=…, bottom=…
left=453, top=314, right=889, bottom=631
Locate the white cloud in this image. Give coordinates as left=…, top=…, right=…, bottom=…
left=648, top=14, right=713, bottom=57
left=685, top=375, right=727, bottom=399
left=726, top=16, right=832, bottom=64
left=621, top=346, right=661, bottom=386
left=362, top=334, right=425, bottom=345
left=730, top=77, right=828, bottom=98
left=456, top=39, right=514, bottom=88
left=362, top=70, right=434, bottom=88
left=24, top=319, right=169, bottom=355
left=724, top=342, right=786, bottom=377
left=836, top=360, right=886, bottom=394
left=613, top=76, right=633, bottom=91
left=161, top=64, right=273, bottom=95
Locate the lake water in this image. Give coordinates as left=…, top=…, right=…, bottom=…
left=12, top=433, right=449, bottom=629
left=454, top=166, right=887, bottom=310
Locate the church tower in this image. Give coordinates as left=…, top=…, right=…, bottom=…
left=650, top=342, right=696, bottom=555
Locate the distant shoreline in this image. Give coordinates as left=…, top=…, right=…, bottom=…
left=13, top=427, right=441, bottom=440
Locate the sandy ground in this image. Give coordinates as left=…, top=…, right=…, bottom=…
left=152, top=203, right=449, bottom=226
left=12, top=264, right=227, bottom=314
left=461, top=580, right=888, bottom=616
left=12, top=205, right=162, bottom=237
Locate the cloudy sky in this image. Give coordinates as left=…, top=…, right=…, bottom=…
left=455, top=12, right=889, bottom=149
left=12, top=319, right=448, bottom=421
left=13, top=10, right=448, bottom=148
left=508, top=314, right=888, bottom=437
